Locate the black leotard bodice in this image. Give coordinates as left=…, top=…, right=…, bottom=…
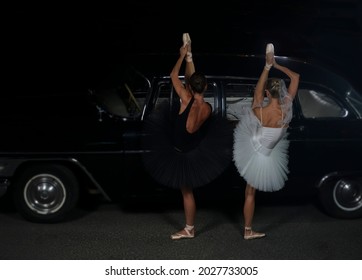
left=173, top=97, right=210, bottom=152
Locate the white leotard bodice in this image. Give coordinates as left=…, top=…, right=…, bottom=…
left=250, top=104, right=288, bottom=156
left=251, top=126, right=287, bottom=156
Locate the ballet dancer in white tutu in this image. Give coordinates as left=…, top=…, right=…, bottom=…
left=233, top=43, right=300, bottom=239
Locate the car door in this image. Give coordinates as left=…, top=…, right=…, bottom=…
left=294, top=87, right=361, bottom=175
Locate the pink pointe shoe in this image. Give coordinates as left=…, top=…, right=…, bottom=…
left=244, top=227, right=266, bottom=240
left=182, top=33, right=191, bottom=47
left=170, top=226, right=195, bottom=240
left=182, top=33, right=192, bottom=62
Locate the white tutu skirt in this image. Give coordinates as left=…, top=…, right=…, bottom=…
left=233, top=107, right=290, bottom=192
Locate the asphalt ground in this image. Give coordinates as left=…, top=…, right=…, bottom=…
left=1, top=196, right=362, bottom=260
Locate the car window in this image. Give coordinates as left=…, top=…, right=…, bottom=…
left=298, top=89, right=348, bottom=118
left=205, top=82, right=218, bottom=112
left=166, top=80, right=218, bottom=113
left=92, top=68, right=150, bottom=119
left=93, top=85, right=144, bottom=119
left=225, top=83, right=255, bottom=120
left=155, top=82, right=173, bottom=107
left=345, top=89, right=362, bottom=118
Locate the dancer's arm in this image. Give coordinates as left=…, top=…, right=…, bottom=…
left=252, top=67, right=270, bottom=108
left=185, top=44, right=195, bottom=85
left=170, top=45, right=189, bottom=102
left=252, top=45, right=275, bottom=108
left=273, top=62, right=300, bottom=99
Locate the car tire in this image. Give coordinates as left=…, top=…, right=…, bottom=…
left=13, top=164, right=79, bottom=223
left=319, top=175, right=362, bottom=219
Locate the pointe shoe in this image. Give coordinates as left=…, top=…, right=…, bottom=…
left=265, top=43, right=274, bottom=70
left=182, top=33, right=191, bottom=47
left=186, top=33, right=191, bottom=45
left=266, top=43, right=274, bottom=54
left=170, top=227, right=195, bottom=240
left=244, top=227, right=266, bottom=240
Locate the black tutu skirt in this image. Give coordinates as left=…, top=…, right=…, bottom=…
left=142, top=100, right=233, bottom=189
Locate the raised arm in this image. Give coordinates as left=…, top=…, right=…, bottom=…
left=184, top=39, right=195, bottom=86
left=273, top=62, right=300, bottom=100
left=252, top=44, right=274, bottom=108
left=170, top=45, right=190, bottom=103
left=252, top=67, right=270, bottom=108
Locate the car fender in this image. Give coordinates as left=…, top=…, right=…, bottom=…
left=0, top=157, right=111, bottom=201
left=316, top=170, right=362, bottom=218
left=316, top=170, right=362, bottom=189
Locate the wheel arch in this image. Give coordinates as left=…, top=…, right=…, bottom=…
left=9, top=158, right=111, bottom=202
left=316, top=170, right=362, bottom=219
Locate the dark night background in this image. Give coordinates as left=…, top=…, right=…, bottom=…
left=2, top=1, right=362, bottom=262
left=6, top=0, right=362, bottom=95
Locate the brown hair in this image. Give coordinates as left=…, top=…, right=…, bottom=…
left=189, top=72, right=207, bottom=94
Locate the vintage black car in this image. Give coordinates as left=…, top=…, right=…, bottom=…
left=1, top=53, right=362, bottom=222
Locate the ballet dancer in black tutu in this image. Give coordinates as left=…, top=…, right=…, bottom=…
left=142, top=33, right=233, bottom=240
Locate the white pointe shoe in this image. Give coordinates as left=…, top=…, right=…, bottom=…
left=265, top=43, right=274, bottom=70
left=266, top=43, right=274, bottom=54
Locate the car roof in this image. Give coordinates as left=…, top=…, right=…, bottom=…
left=97, top=52, right=357, bottom=96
